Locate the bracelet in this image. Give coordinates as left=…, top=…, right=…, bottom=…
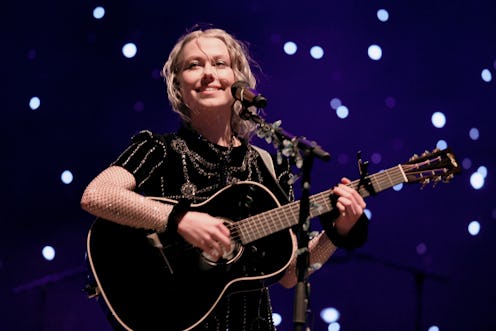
left=166, top=199, right=191, bottom=232
left=320, top=213, right=369, bottom=248
left=322, top=221, right=347, bottom=247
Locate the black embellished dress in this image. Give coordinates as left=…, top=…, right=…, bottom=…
left=112, top=126, right=293, bottom=331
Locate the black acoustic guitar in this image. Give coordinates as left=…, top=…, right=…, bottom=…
left=85, top=148, right=460, bottom=331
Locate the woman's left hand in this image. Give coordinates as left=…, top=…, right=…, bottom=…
left=331, top=177, right=366, bottom=236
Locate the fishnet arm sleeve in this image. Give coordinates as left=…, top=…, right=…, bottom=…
left=271, top=156, right=338, bottom=288
left=81, top=165, right=173, bottom=232
left=278, top=231, right=338, bottom=288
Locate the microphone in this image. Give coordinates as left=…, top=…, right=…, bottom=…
left=231, top=81, right=268, bottom=108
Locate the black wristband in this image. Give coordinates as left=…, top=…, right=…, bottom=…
left=320, top=213, right=369, bottom=249
left=166, top=199, right=191, bottom=233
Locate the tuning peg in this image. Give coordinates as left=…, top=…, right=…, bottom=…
left=443, top=174, right=454, bottom=183
left=409, top=154, right=419, bottom=161
left=432, top=176, right=442, bottom=187
left=420, top=177, right=430, bottom=189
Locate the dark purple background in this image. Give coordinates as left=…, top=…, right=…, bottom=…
left=3, top=1, right=495, bottom=330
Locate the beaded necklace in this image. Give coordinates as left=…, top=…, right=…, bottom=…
left=169, top=132, right=262, bottom=201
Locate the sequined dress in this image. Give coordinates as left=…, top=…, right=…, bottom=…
left=112, top=125, right=293, bottom=331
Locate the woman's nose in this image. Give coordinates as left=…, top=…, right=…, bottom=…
left=201, top=63, right=216, bottom=80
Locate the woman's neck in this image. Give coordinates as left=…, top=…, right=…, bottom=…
left=190, top=109, right=237, bottom=147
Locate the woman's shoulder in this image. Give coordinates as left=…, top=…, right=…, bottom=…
left=130, top=129, right=175, bottom=145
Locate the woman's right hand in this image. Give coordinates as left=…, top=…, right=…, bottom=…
left=176, top=211, right=232, bottom=261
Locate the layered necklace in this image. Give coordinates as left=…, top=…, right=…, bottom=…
left=170, top=132, right=262, bottom=201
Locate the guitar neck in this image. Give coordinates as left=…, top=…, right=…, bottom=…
left=237, top=165, right=407, bottom=244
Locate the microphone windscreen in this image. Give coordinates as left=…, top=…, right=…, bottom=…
left=231, top=81, right=250, bottom=97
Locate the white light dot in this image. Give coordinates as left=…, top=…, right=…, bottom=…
left=42, top=246, right=55, bottom=261
left=29, top=96, right=41, bottom=110
left=364, top=208, right=372, bottom=220
left=310, top=46, right=324, bottom=59
left=469, top=127, right=480, bottom=140
left=328, top=322, right=341, bottom=331
left=122, top=43, right=138, bottom=58
left=393, top=183, right=403, bottom=191
left=336, top=105, right=349, bottom=119
left=272, top=313, right=282, bottom=326
left=428, top=326, right=440, bottom=331
left=431, top=111, right=446, bottom=128
left=377, top=9, right=389, bottom=22
left=470, top=172, right=484, bottom=189
left=468, top=221, right=481, bottom=236
left=61, top=170, right=73, bottom=184
left=436, top=139, right=448, bottom=150
left=284, top=41, right=297, bottom=55
left=481, top=68, right=492, bottom=82
left=367, top=44, right=382, bottom=60
left=93, top=6, right=105, bottom=19
left=321, top=307, right=340, bottom=323
left=330, top=98, right=342, bottom=110
left=477, top=166, right=487, bottom=178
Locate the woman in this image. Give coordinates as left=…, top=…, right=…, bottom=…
left=81, top=27, right=368, bottom=331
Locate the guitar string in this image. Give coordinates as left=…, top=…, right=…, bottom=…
left=233, top=168, right=405, bottom=243
left=226, top=162, right=449, bottom=243
left=168, top=166, right=405, bottom=252
left=221, top=153, right=452, bottom=245
left=216, top=163, right=444, bottom=244
left=163, top=162, right=452, bottom=253
left=217, top=167, right=405, bottom=244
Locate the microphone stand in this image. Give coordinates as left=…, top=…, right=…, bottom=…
left=239, top=108, right=331, bottom=331
left=293, top=149, right=313, bottom=331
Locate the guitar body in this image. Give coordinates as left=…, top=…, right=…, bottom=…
left=86, top=181, right=295, bottom=331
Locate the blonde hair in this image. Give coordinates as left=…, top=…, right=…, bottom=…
left=162, top=28, right=259, bottom=140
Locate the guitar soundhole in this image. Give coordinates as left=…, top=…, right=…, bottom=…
left=201, top=239, right=243, bottom=267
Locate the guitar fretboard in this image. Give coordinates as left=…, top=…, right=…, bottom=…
left=235, top=165, right=407, bottom=244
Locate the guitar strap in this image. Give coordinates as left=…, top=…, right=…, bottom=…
left=251, top=145, right=276, bottom=179
left=252, top=144, right=292, bottom=208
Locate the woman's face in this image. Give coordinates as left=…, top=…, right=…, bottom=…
left=177, top=37, right=236, bottom=115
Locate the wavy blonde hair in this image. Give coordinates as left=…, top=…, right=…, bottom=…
left=162, top=28, right=259, bottom=140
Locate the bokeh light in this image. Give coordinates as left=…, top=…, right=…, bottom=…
left=29, top=96, right=41, bottom=110
left=310, top=46, right=324, bottom=59
left=93, top=6, right=105, bottom=19
left=122, top=42, right=138, bottom=58
left=284, top=41, right=298, bottom=55
left=42, top=246, right=55, bottom=261
left=377, top=9, right=390, bottom=22
left=368, top=44, right=382, bottom=60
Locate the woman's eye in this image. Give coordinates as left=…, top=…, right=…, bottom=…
left=186, top=62, right=200, bottom=69
left=215, top=61, right=228, bottom=67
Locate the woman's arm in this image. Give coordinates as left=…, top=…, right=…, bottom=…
left=80, top=165, right=173, bottom=232
left=279, top=177, right=368, bottom=288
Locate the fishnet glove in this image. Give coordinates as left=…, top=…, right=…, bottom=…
left=279, top=231, right=337, bottom=288
left=81, top=165, right=173, bottom=232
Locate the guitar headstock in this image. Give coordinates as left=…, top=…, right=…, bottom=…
left=402, top=148, right=462, bottom=188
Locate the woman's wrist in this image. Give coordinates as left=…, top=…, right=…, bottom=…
left=165, top=199, right=191, bottom=232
